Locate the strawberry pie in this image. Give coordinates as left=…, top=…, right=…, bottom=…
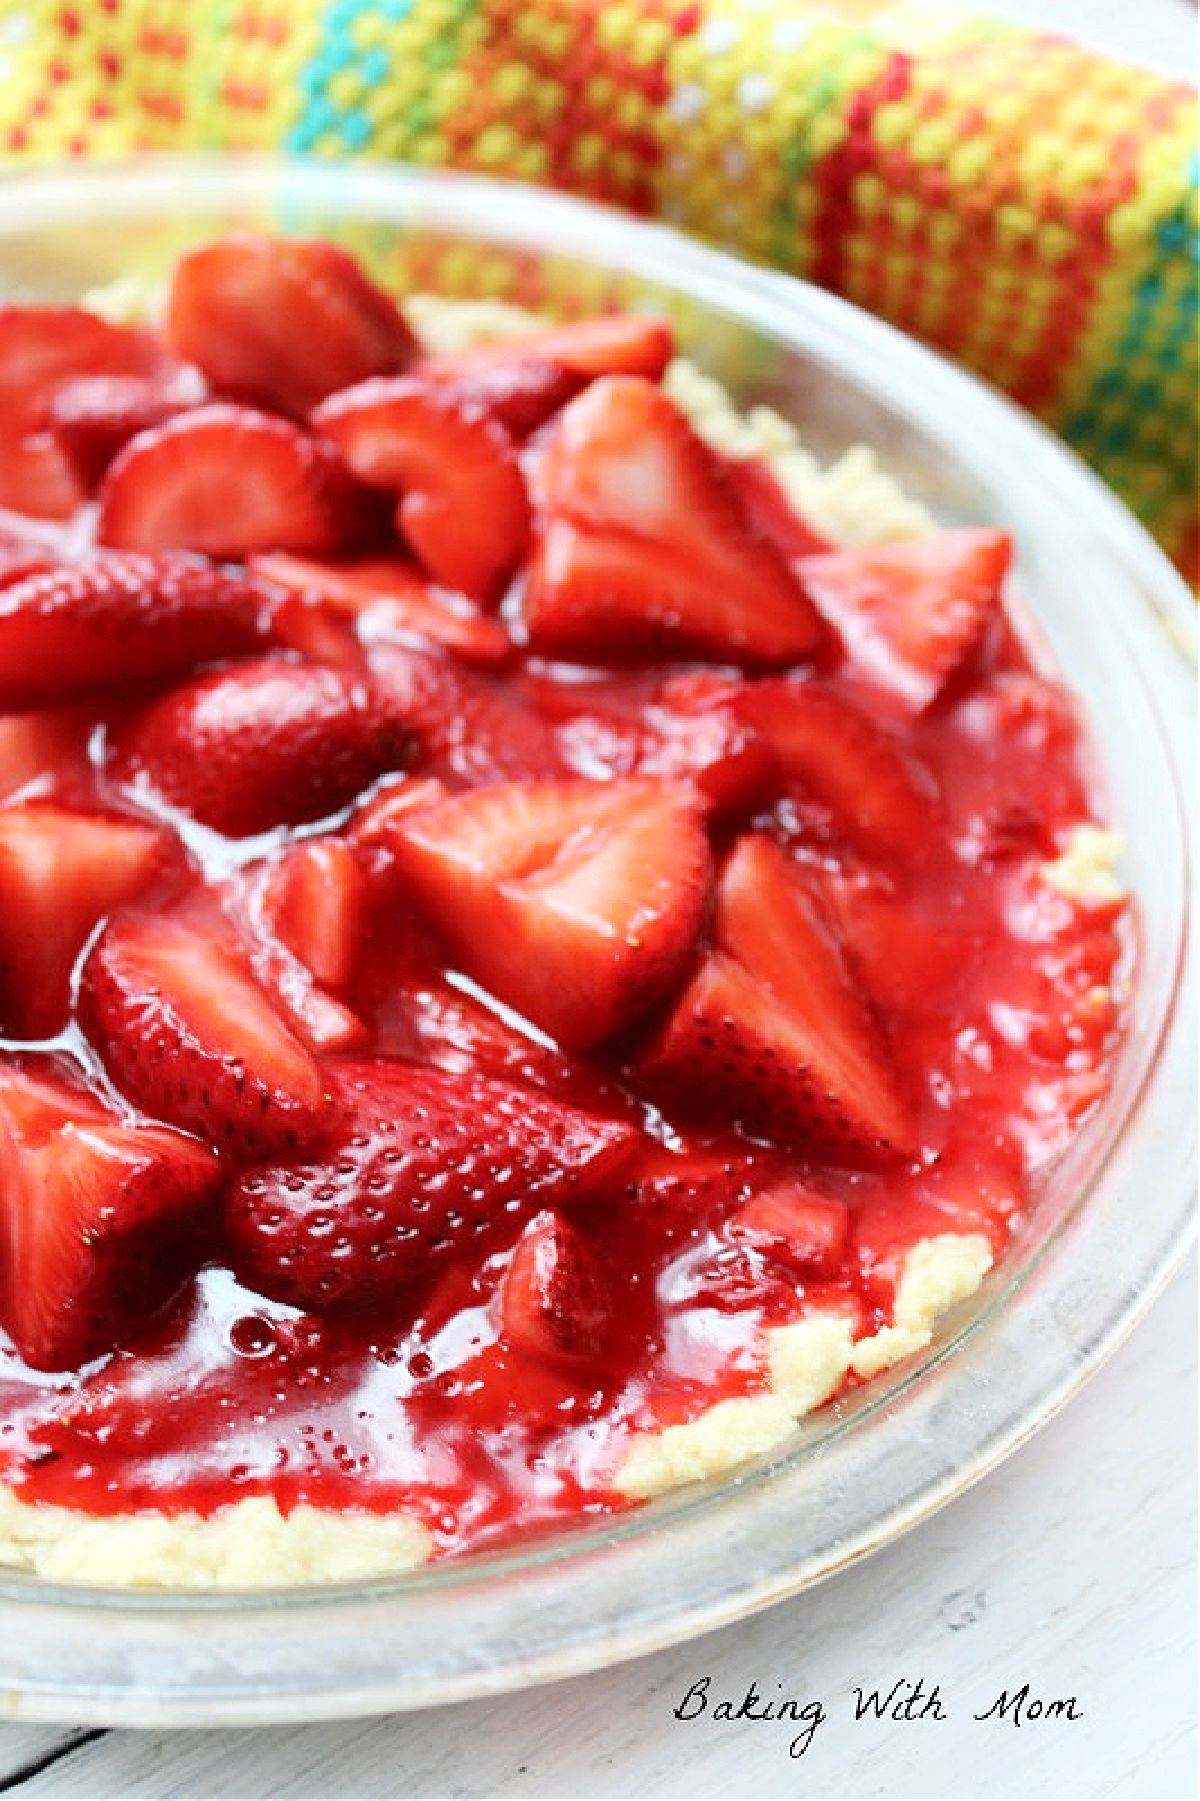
left=0, top=236, right=1127, bottom=1586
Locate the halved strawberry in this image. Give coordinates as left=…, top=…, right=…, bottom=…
left=368, top=642, right=565, bottom=785
left=419, top=314, right=673, bottom=382
left=107, top=657, right=412, bottom=839
left=499, top=1209, right=609, bottom=1362
left=417, top=356, right=587, bottom=438
left=97, top=405, right=372, bottom=559
left=225, top=1058, right=638, bottom=1310
left=165, top=234, right=419, bottom=417
left=523, top=378, right=825, bottom=665
left=389, top=777, right=712, bottom=1048
left=0, top=804, right=165, bottom=1038
left=313, top=378, right=530, bottom=603
left=0, top=307, right=172, bottom=519
left=0, top=1066, right=220, bottom=1370
left=798, top=530, right=1012, bottom=709
left=644, top=835, right=915, bottom=1159
left=251, top=552, right=513, bottom=667
left=49, top=365, right=207, bottom=490
left=79, top=912, right=330, bottom=1156
left=723, top=1183, right=849, bottom=1274
left=261, top=838, right=365, bottom=992
left=733, top=678, right=941, bottom=862
left=0, top=552, right=270, bottom=710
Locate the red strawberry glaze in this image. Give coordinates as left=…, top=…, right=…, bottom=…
left=0, top=319, right=1128, bottom=1565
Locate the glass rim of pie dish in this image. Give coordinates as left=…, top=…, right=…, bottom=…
left=0, top=154, right=1193, bottom=1729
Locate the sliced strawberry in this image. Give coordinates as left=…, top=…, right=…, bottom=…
left=165, top=234, right=419, bottom=417
left=347, top=775, right=447, bottom=855
left=418, top=356, right=587, bottom=438
left=266, top=592, right=367, bottom=674
left=107, top=657, right=412, bottom=839
left=554, top=692, right=769, bottom=822
left=349, top=773, right=445, bottom=833
left=636, top=683, right=773, bottom=820
left=0, top=553, right=269, bottom=711
left=97, top=405, right=372, bottom=559
left=0, top=307, right=167, bottom=404
left=225, top=1058, right=638, bottom=1310
left=0, top=1066, right=220, bottom=1370
left=313, top=378, right=530, bottom=603
left=251, top=552, right=513, bottom=667
left=0, top=307, right=172, bottom=520
left=79, top=912, right=330, bottom=1156
left=500, top=1209, right=609, bottom=1362
left=273, top=981, right=367, bottom=1057
left=734, top=679, right=941, bottom=862
left=724, top=1183, right=849, bottom=1274
left=389, top=777, right=712, bottom=1048
left=261, top=839, right=365, bottom=991
left=384, top=972, right=618, bottom=1107
left=530, top=376, right=745, bottom=537
left=522, top=519, right=821, bottom=668
left=644, top=835, right=915, bottom=1159
left=532, top=377, right=823, bottom=635
left=241, top=884, right=370, bottom=1058
left=368, top=642, right=565, bottom=785
left=0, top=708, right=91, bottom=804
left=523, top=377, right=824, bottom=665
left=0, top=435, right=84, bottom=521
left=224, top=845, right=370, bottom=1055
left=806, top=864, right=969, bottom=1016
left=799, top=530, right=1012, bottom=709
left=0, top=804, right=164, bottom=1038
left=628, top=1143, right=766, bottom=1238
left=721, top=455, right=834, bottom=561
left=420, top=314, right=673, bottom=382
left=49, top=365, right=207, bottom=490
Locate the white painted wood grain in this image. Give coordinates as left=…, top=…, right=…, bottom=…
left=3, top=1253, right=1193, bottom=1800
left=0, top=1727, right=97, bottom=1787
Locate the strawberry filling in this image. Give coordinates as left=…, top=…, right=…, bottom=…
left=0, top=238, right=1126, bottom=1562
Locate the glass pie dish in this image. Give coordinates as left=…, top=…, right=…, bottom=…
left=0, top=155, right=1193, bottom=1727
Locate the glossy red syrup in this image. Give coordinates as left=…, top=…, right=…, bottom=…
left=0, top=497, right=1125, bottom=1562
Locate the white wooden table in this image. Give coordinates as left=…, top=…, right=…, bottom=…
left=0, top=2, right=1194, bottom=1794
